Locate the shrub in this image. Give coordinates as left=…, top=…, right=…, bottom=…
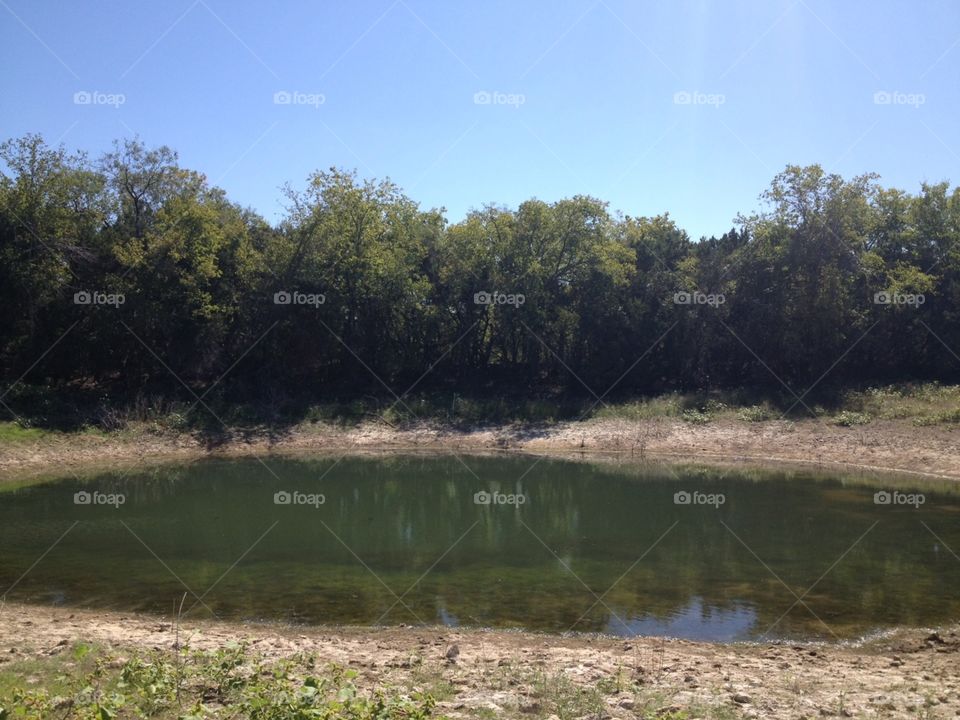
left=832, top=411, right=871, bottom=427
left=681, top=409, right=712, bottom=425
left=737, top=405, right=774, bottom=422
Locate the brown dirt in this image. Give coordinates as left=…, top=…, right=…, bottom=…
left=1, top=417, right=959, bottom=483
left=1, top=603, right=957, bottom=719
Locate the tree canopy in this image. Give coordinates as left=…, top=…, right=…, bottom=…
left=1, top=135, right=957, bottom=416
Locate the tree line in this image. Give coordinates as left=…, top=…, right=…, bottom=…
left=1, top=133, right=957, bottom=419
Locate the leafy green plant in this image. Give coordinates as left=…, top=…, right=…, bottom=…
left=737, top=404, right=773, bottom=422
left=832, top=411, right=871, bottom=427
left=681, top=409, right=712, bottom=425
left=1, top=648, right=438, bottom=720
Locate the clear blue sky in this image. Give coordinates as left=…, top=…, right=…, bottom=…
left=2, top=0, right=957, bottom=240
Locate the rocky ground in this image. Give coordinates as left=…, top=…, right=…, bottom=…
left=1, top=604, right=958, bottom=719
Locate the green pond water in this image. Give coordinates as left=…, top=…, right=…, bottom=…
left=1, top=455, right=958, bottom=642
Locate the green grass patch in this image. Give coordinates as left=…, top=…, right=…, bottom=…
left=0, top=423, right=48, bottom=443
left=840, top=383, right=960, bottom=423
left=594, top=393, right=685, bottom=421
left=913, top=407, right=960, bottom=426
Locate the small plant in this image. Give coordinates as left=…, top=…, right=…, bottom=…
left=650, top=711, right=690, bottom=720
left=1, top=648, right=437, bottom=720
left=703, top=399, right=728, bottom=414
left=681, top=409, right=712, bottom=425
left=832, top=410, right=871, bottom=426
left=737, top=404, right=773, bottom=422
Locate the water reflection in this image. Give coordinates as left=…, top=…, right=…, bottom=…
left=0, top=455, right=958, bottom=641
left=605, top=597, right=757, bottom=641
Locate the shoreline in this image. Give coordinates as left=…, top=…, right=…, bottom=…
left=1, top=603, right=957, bottom=719
left=3, top=420, right=959, bottom=717
left=1, top=416, right=959, bottom=483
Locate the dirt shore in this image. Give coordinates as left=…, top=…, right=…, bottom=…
left=1, top=417, right=959, bottom=482
left=1, top=603, right=957, bottom=719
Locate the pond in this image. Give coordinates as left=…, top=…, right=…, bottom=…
left=1, top=455, right=958, bottom=642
